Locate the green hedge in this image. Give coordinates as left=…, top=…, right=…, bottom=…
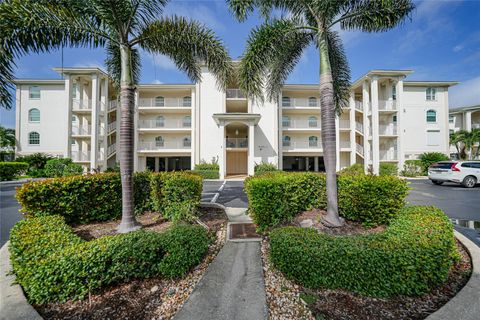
left=150, top=172, right=202, bottom=221
left=419, top=152, right=450, bottom=174
left=0, top=162, right=28, bottom=181
left=338, top=163, right=365, bottom=175
left=43, top=158, right=83, bottom=177
left=254, top=162, right=278, bottom=176
left=189, top=169, right=219, bottom=179
left=269, top=206, right=458, bottom=297
left=401, top=159, right=424, bottom=177
left=245, top=172, right=409, bottom=231
left=16, top=172, right=201, bottom=224
left=9, top=215, right=210, bottom=304
left=379, top=163, right=398, bottom=176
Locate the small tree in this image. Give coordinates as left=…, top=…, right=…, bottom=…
left=419, top=152, right=450, bottom=174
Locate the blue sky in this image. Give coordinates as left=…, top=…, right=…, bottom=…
left=2, top=0, right=480, bottom=128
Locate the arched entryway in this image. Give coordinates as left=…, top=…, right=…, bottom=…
left=225, top=122, right=248, bottom=177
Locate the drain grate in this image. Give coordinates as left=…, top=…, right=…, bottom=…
left=229, top=223, right=260, bottom=240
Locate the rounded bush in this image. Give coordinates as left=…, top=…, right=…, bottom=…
left=0, top=162, right=28, bottom=181
left=269, top=206, right=458, bottom=297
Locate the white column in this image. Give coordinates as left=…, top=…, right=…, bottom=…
left=349, top=92, right=356, bottom=166
left=102, top=78, right=109, bottom=169
left=362, top=81, right=370, bottom=173
left=194, top=83, right=201, bottom=165
left=65, top=76, right=73, bottom=158
left=15, top=86, right=21, bottom=154
left=306, top=156, right=310, bottom=171
left=396, top=78, right=405, bottom=171
left=90, top=74, right=99, bottom=171
left=155, top=157, right=159, bottom=172
left=371, top=77, right=380, bottom=175
left=219, top=123, right=226, bottom=179
left=190, top=88, right=196, bottom=169
left=248, top=124, right=255, bottom=176
left=278, top=94, right=283, bottom=170
left=314, top=156, right=319, bottom=171
left=133, top=90, right=139, bottom=171
left=465, top=111, right=472, bottom=132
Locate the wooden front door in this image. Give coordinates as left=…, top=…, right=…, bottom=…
left=226, top=151, right=247, bottom=175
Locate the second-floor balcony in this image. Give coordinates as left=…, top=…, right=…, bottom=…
left=282, top=98, right=319, bottom=108
left=138, top=140, right=191, bottom=151
left=72, top=99, right=92, bottom=111
left=282, top=139, right=321, bottom=150
left=226, top=138, right=248, bottom=148
left=473, top=123, right=480, bottom=129
left=138, top=119, right=191, bottom=130
left=356, top=143, right=364, bottom=155
left=379, top=124, right=398, bottom=136
left=71, top=125, right=91, bottom=136
left=339, top=141, right=351, bottom=149
left=378, top=100, right=397, bottom=111
left=355, top=121, right=364, bottom=133
left=138, top=97, right=191, bottom=108
left=282, top=119, right=321, bottom=129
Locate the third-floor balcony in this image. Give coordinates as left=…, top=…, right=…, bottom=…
left=282, top=119, right=321, bottom=130
left=282, top=97, right=319, bottom=108
left=226, top=138, right=248, bottom=148
left=137, top=140, right=191, bottom=152
left=138, top=119, right=191, bottom=131
left=138, top=97, right=192, bottom=108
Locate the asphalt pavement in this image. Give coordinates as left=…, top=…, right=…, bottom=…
left=0, top=182, right=23, bottom=247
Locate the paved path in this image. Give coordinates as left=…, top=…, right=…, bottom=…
left=0, top=182, right=24, bottom=247
left=202, top=180, right=248, bottom=208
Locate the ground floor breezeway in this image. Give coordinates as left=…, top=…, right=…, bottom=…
left=145, top=156, right=191, bottom=172
left=282, top=156, right=325, bottom=172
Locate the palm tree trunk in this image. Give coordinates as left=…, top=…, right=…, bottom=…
left=318, top=33, right=344, bottom=227
left=117, top=45, right=140, bottom=233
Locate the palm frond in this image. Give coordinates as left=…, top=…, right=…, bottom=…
left=226, top=0, right=256, bottom=22
left=326, top=30, right=350, bottom=114
left=334, top=0, right=415, bottom=32
left=136, top=16, right=233, bottom=90
left=105, top=42, right=141, bottom=91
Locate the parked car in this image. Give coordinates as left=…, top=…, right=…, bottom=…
left=428, top=161, right=480, bottom=188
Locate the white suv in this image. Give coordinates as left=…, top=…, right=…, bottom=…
left=428, top=161, right=480, bottom=188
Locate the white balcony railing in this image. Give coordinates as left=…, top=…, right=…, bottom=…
left=226, top=138, right=248, bottom=148
left=108, top=121, right=116, bottom=133
left=282, top=140, right=321, bottom=149
left=473, top=123, right=480, bottom=129
left=226, top=89, right=246, bottom=99
left=355, top=101, right=363, bottom=111
left=356, top=143, right=364, bottom=155
left=71, top=151, right=91, bottom=162
left=379, top=124, right=398, bottom=135
left=339, top=141, right=351, bottom=148
left=72, top=99, right=92, bottom=110
left=339, top=119, right=350, bottom=129
left=138, top=119, right=191, bottom=129
left=282, top=98, right=319, bottom=108
left=282, top=119, right=321, bottom=129
left=107, top=143, right=116, bottom=156
left=380, top=149, right=398, bottom=161
left=138, top=141, right=191, bottom=150
left=109, top=100, right=118, bottom=110
left=355, top=122, right=363, bottom=133
left=378, top=100, right=397, bottom=111
left=71, top=125, right=91, bottom=135
left=138, top=98, right=191, bottom=108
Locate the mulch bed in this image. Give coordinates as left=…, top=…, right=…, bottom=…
left=35, top=206, right=228, bottom=320
left=263, top=210, right=473, bottom=320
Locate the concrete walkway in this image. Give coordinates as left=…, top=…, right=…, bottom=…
left=174, top=242, right=267, bottom=320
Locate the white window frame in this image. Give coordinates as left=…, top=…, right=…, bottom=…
left=183, top=116, right=191, bottom=128
left=426, top=87, right=436, bottom=101
left=183, top=136, right=191, bottom=147
left=282, top=135, right=291, bottom=147
left=282, top=116, right=291, bottom=127
left=308, top=97, right=317, bottom=107
left=309, top=136, right=318, bottom=147
left=426, top=130, right=441, bottom=146
left=28, top=108, right=40, bottom=123
left=282, top=96, right=291, bottom=107
left=182, top=96, right=191, bottom=107
left=29, top=86, right=40, bottom=99
left=308, top=116, right=318, bottom=127
left=426, top=109, right=437, bottom=123
left=155, top=116, right=165, bottom=127
left=154, top=96, right=165, bottom=107
left=392, top=85, right=397, bottom=101
left=28, top=131, right=40, bottom=145
left=72, top=83, right=78, bottom=99
left=155, top=136, right=164, bottom=147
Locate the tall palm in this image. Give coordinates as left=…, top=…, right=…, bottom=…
left=228, top=0, right=414, bottom=226
left=457, top=129, right=480, bottom=160
left=1, top=0, right=233, bottom=232
left=449, top=131, right=462, bottom=159
left=0, top=125, right=16, bottom=149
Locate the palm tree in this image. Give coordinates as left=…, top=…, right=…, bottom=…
left=0, top=125, right=16, bottom=150
left=1, top=0, right=233, bottom=232
left=449, top=131, right=462, bottom=159
left=457, top=129, right=480, bottom=160
left=228, top=0, right=414, bottom=227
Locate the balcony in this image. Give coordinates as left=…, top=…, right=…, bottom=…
left=282, top=119, right=321, bottom=130
left=339, top=119, right=350, bottom=129
left=107, top=143, right=116, bottom=156
left=138, top=98, right=191, bottom=108
left=108, top=121, right=116, bottom=133
left=379, top=124, right=398, bottom=136
left=339, top=141, right=351, bottom=149
left=71, top=125, right=91, bottom=136
left=72, top=99, right=92, bottom=111
left=354, top=101, right=364, bottom=111
left=226, top=138, right=248, bottom=149
left=380, top=149, right=398, bottom=161
left=356, top=143, right=364, bottom=155
left=226, top=89, right=246, bottom=99
left=71, top=151, right=90, bottom=162
left=282, top=98, right=319, bottom=108
left=282, top=140, right=322, bottom=150
left=138, top=119, right=191, bottom=130
left=108, top=100, right=118, bottom=111
left=137, top=141, right=191, bottom=151
left=355, top=121, right=364, bottom=133
left=378, top=100, right=397, bottom=111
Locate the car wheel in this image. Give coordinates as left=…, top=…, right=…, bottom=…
left=462, top=176, right=477, bottom=188
left=432, top=180, right=444, bottom=185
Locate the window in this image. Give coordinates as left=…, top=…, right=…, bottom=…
left=449, top=116, right=454, bottom=124
left=71, top=138, right=76, bottom=145
left=308, top=97, right=317, bottom=107
left=309, top=136, right=318, bottom=147
left=72, top=83, right=78, bottom=99
left=155, top=116, right=165, bottom=127
left=72, top=115, right=77, bottom=123
left=28, top=108, right=40, bottom=122
left=155, top=136, right=164, bottom=147
left=426, top=87, right=436, bottom=101
left=308, top=116, right=318, bottom=127
left=183, top=116, right=191, bottom=128
left=154, top=96, right=165, bottom=107
left=183, top=96, right=191, bottom=107
left=392, top=85, right=397, bottom=101
left=282, top=135, right=291, bottom=147
left=426, top=130, right=440, bottom=146
left=28, top=131, right=40, bottom=145
left=393, top=115, right=397, bottom=123
left=426, top=109, right=437, bottom=123
left=29, top=86, right=40, bottom=99
left=282, top=116, right=291, bottom=127
left=183, top=136, right=191, bottom=147
left=282, top=96, right=291, bottom=107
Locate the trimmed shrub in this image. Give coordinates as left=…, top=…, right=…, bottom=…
left=0, top=162, right=28, bottom=181
left=15, top=153, right=53, bottom=177
left=194, top=160, right=219, bottom=171
left=9, top=215, right=210, bottom=303
left=401, top=159, right=423, bottom=177
left=150, top=172, right=202, bottom=221
left=44, top=158, right=83, bottom=177
left=254, top=162, right=278, bottom=176
left=419, top=152, right=450, bottom=174
left=192, top=159, right=219, bottom=179
left=379, top=163, right=398, bottom=176
left=245, top=172, right=409, bottom=231
left=189, top=169, right=219, bottom=179
left=338, top=163, right=365, bottom=175
left=269, top=206, right=458, bottom=297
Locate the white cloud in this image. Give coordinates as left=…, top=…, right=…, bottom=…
left=163, top=2, right=225, bottom=32
left=449, top=77, right=480, bottom=108
left=453, top=45, right=464, bottom=52
left=73, top=60, right=105, bottom=69
left=153, top=79, right=164, bottom=84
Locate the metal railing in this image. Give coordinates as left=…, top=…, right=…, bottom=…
left=339, top=141, right=351, bottom=148
left=356, top=143, right=364, bottom=155
left=339, top=119, right=350, bottom=129
left=379, top=124, right=398, bottom=135
left=282, top=140, right=322, bottom=149
left=72, top=99, right=92, bottom=110
left=226, top=89, right=246, bottom=99
left=107, top=143, right=116, bottom=156
left=355, top=101, right=363, bottom=111
left=71, top=151, right=90, bottom=162
left=355, top=121, right=363, bottom=133
left=378, top=100, right=397, bottom=111
left=138, top=97, right=191, bottom=108
left=138, top=119, right=191, bottom=129
left=109, top=100, right=118, bottom=110
left=282, top=98, right=319, bottom=108
left=282, top=119, right=321, bottom=128
left=108, top=121, right=116, bottom=133
left=71, top=125, right=91, bottom=135
left=226, top=138, right=248, bottom=148
left=138, top=141, right=191, bottom=150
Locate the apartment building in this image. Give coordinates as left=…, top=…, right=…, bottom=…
left=448, top=104, right=480, bottom=157
left=15, top=67, right=456, bottom=178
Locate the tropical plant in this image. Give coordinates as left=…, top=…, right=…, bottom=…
left=419, top=152, right=450, bottom=174
left=449, top=131, right=466, bottom=160
left=0, top=125, right=15, bottom=149
left=1, top=0, right=233, bottom=232
left=456, top=129, right=480, bottom=160
left=227, top=0, right=414, bottom=226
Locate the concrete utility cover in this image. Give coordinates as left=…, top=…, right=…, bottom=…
left=229, top=223, right=260, bottom=240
